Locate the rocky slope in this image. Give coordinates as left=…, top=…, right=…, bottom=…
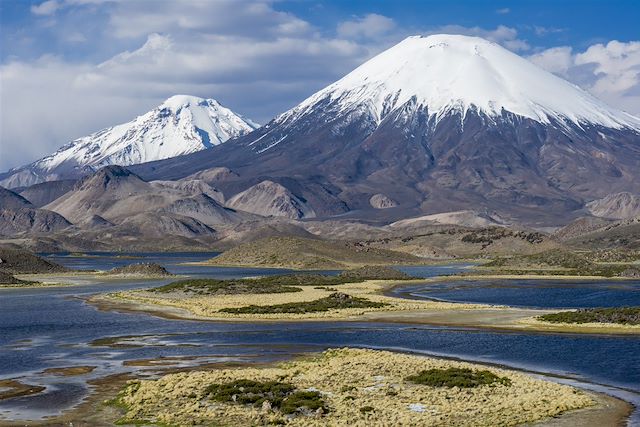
left=206, top=236, right=423, bottom=269
left=0, top=247, right=69, bottom=274
left=0, top=186, right=72, bottom=236
left=17, top=180, right=77, bottom=207
left=0, top=187, right=33, bottom=209
left=586, top=192, right=640, bottom=219
left=559, top=216, right=640, bottom=250
left=44, top=165, right=247, bottom=226
left=226, top=180, right=315, bottom=219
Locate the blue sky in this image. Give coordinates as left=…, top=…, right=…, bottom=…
left=1, top=0, right=639, bottom=170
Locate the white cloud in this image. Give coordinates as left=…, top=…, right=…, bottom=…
left=337, top=14, right=396, bottom=39
left=576, top=41, right=640, bottom=92
left=105, top=0, right=313, bottom=39
left=530, top=40, right=640, bottom=116
left=529, top=46, right=574, bottom=74
left=532, top=26, right=564, bottom=36
left=496, top=8, right=510, bottom=14
left=430, top=25, right=530, bottom=51
left=0, top=2, right=375, bottom=170
left=31, top=0, right=61, bottom=16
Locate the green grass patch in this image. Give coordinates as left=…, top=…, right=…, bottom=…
left=151, top=268, right=416, bottom=296
left=219, top=292, right=388, bottom=314
left=338, top=265, right=414, bottom=280
left=483, top=249, right=634, bottom=277
left=406, top=367, right=511, bottom=388
left=206, top=379, right=327, bottom=415
left=538, top=307, right=640, bottom=325
left=280, top=390, right=326, bottom=414
left=151, top=278, right=303, bottom=295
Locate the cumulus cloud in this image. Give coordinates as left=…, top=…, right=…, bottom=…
left=530, top=41, right=640, bottom=115
left=528, top=46, right=574, bottom=74
left=429, top=24, right=530, bottom=51
left=337, top=14, right=396, bottom=39
left=31, top=0, right=61, bottom=16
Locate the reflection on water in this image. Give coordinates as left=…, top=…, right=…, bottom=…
left=0, top=253, right=638, bottom=423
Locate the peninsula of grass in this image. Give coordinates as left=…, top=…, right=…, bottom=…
left=219, top=292, right=388, bottom=314
left=483, top=249, right=634, bottom=277
left=406, top=367, right=511, bottom=388
left=538, top=307, right=640, bottom=325
left=151, top=266, right=415, bottom=296
left=151, top=277, right=305, bottom=295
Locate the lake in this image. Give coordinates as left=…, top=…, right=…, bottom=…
left=390, top=278, right=640, bottom=308
left=0, top=253, right=638, bottom=424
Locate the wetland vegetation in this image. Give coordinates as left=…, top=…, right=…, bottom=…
left=219, top=292, right=388, bottom=314
left=539, top=307, right=640, bottom=325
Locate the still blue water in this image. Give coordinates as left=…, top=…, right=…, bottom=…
left=0, top=254, right=638, bottom=423
left=390, top=278, right=640, bottom=308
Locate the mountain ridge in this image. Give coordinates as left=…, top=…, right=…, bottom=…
left=0, top=95, right=258, bottom=188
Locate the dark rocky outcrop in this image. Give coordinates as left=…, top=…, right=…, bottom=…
left=0, top=270, right=26, bottom=285
left=0, top=248, right=69, bottom=274
left=106, top=263, right=173, bottom=277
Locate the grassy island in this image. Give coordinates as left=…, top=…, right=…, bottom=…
left=98, top=271, right=486, bottom=320
left=111, top=348, right=593, bottom=426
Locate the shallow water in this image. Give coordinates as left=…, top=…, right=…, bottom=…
left=0, top=254, right=638, bottom=424
left=390, top=278, right=640, bottom=308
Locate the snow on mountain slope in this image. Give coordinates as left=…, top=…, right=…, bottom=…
left=274, top=34, right=640, bottom=134
left=0, top=95, right=258, bottom=188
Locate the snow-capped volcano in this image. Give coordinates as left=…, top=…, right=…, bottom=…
left=278, top=34, right=639, bottom=132
left=132, top=34, right=640, bottom=225
left=0, top=95, right=258, bottom=188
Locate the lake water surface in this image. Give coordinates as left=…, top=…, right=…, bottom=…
left=0, top=253, right=638, bottom=424
left=390, top=278, right=640, bottom=308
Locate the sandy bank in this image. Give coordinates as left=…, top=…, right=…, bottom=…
left=0, top=271, right=177, bottom=289
left=91, top=278, right=640, bottom=335
left=114, top=348, right=597, bottom=426
left=0, top=379, right=45, bottom=401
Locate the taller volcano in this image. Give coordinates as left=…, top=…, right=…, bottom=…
left=278, top=34, right=639, bottom=131
left=135, top=35, right=640, bottom=225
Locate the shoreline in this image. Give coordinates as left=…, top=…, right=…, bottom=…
left=0, top=272, right=177, bottom=289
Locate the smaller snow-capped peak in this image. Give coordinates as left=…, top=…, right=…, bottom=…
left=281, top=34, right=640, bottom=130
left=1, top=95, right=258, bottom=187
left=159, top=95, right=259, bottom=129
